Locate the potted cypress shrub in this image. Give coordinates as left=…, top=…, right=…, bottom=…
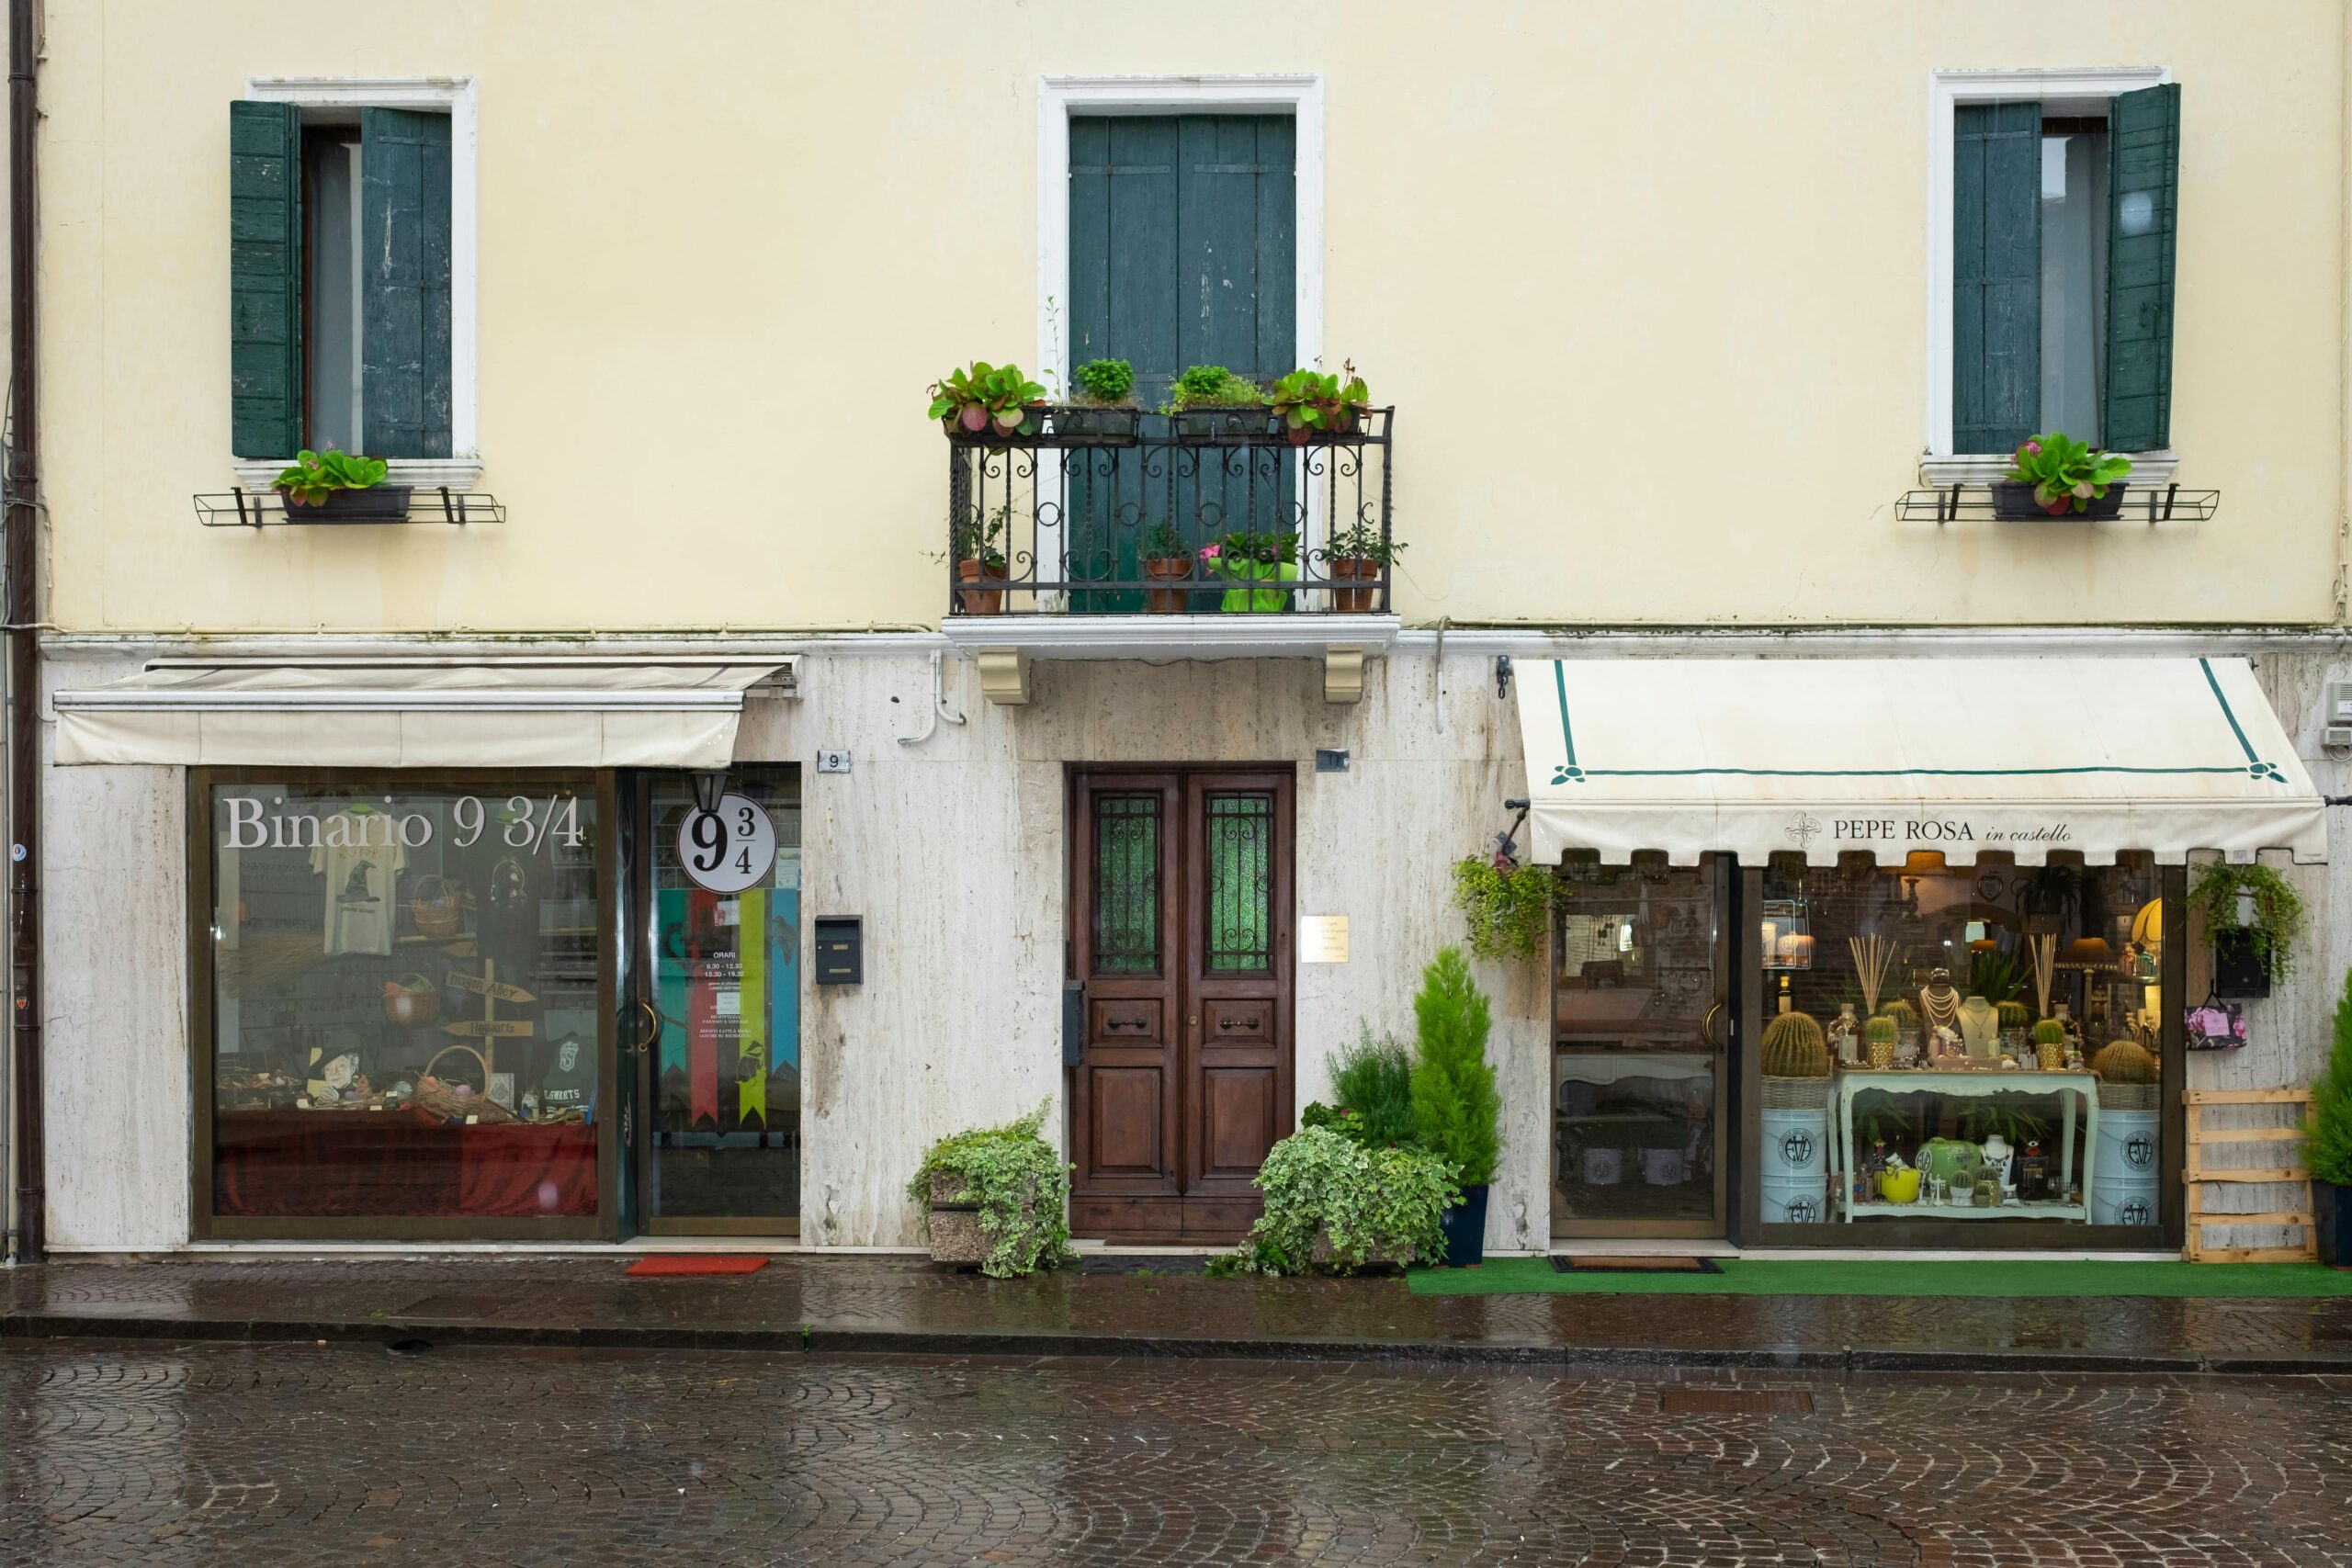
left=1139, top=519, right=1193, bottom=615
left=1164, top=365, right=1272, bottom=444
left=2188, top=862, right=2307, bottom=999
left=1324, top=522, right=1404, bottom=614
left=2310, top=967, right=2352, bottom=1267
left=1409, top=946, right=1503, bottom=1267
left=1051, top=357, right=1142, bottom=446
left=273, top=448, right=408, bottom=523
left=1993, top=432, right=2132, bottom=519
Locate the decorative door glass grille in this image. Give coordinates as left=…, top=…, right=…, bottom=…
left=1092, top=795, right=1160, bottom=974
left=1204, top=793, right=1273, bottom=973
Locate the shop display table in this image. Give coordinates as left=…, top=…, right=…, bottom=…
left=1834, top=1068, right=2098, bottom=1223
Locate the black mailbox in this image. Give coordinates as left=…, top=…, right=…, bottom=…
left=813, top=917, right=863, bottom=985
left=1062, top=981, right=1086, bottom=1066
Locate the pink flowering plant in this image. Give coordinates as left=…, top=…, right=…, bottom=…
left=2004, top=432, right=2131, bottom=515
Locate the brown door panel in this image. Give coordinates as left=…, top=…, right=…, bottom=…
left=1085, top=1066, right=1170, bottom=1184
left=1196, top=1066, right=1279, bottom=1184
left=1089, top=996, right=1165, bottom=1043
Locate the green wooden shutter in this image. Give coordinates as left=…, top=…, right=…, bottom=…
left=359, top=108, right=453, bottom=458
left=2103, top=84, right=2180, bottom=453
left=229, top=101, right=302, bottom=458
left=1952, top=101, right=2041, bottom=454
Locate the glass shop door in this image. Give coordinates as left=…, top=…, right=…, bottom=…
left=1550, top=856, right=1732, bottom=1239
left=625, top=769, right=802, bottom=1235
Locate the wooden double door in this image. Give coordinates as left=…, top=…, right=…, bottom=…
left=1069, top=769, right=1295, bottom=1242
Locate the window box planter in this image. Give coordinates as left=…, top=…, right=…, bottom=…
left=278, top=485, right=413, bottom=524
left=943, top=407, right=1050, bottom=447
left=1044, top=404, right=1142, bottom=446
left=1990, top=480, right=2127, bottom=521
left=1170, top=407, right=1279, bottom=445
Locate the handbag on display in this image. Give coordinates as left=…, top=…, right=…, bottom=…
left=2184, top=992, right=2249, bottom=1052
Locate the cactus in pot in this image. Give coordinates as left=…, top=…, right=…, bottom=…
left=2032, top=1018, right=2066, bottom=1071
left=1863, top=1013, right=1898, bottom=1068
left=1761, top=1011, right=1828, bottom=1077
left=2092, top=1038, right=2159, bottom=1084
left=1996, top=1000, right=2030, bottom=1033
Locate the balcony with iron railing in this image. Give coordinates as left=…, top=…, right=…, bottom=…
left=942, top=406, right=1396, bottom=622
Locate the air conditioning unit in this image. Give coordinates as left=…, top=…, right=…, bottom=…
left=2326, top=681, right=2352, bottom=749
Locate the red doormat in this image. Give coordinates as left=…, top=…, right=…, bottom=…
left=625, top=1255, right=770, bottom=1277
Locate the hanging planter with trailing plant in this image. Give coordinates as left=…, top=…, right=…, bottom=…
left=2188, top=862, right=2307, bottom=998
left=1450, top=854, right=1555, bottom=963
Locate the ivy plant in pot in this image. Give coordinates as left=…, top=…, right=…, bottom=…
left=273, top=448, right=407, bottom=523
left=906, top=1100, right=1076, bottom=1278
left=928, top=361, right=1047, bottom=443
left=1163, top=365, right=1272, bottom=444
left=1324, top=522, right=1403, bottom=614
left=1451, top=852, right=1555, bottom=964
left=946, top=506, right=1011, bottom=616
left=1201, top=529, right=1298, bottom=613
left=2309, top=967, right=2352, bottom=1266
left=1139, top=518, right=1193, bottom=615
left=2188, top=861, right=2307, bottom=999
left=1264, top=361, right=1370, bottom=446
left=1051, top=357, right=1142, bottom=446
left=1210, top=1122, right=1457, bottom=1275
left=1409, top=946, right=1504, bottom=1267
left=1993, top=432, right=2132, bottom=520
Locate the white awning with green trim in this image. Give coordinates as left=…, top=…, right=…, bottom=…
left=1512, top=658, right=2324, bottom=866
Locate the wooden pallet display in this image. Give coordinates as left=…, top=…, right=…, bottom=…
left=2184, top=1089, right=2315, bottom=1263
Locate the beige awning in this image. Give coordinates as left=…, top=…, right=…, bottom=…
left=54, top=657, right=795, bottom=769
left=1513, top=657, right=2325, bottom=865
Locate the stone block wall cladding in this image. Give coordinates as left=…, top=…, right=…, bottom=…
left=32, top=642, right=2346, bottom=1255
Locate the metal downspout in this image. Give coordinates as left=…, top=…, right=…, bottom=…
left=7, top=0, right=40, bottom=1262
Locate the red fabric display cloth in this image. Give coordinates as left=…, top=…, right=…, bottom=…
left=213, top=1109, right=595, bottom=1218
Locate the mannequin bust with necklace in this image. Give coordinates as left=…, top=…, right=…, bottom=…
left=1917, top=967, right=1963, bottom=1040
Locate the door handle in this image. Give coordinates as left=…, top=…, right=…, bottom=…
left=632, top=998, right=662, bottom=1055
left=1702, top=1002, right=1726, bottom=1049
left=1104, top=1013, right=1149, bottom=1032
left=1220, top=1014, right=1261, bottom=1031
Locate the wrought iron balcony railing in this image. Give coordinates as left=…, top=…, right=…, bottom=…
left=944, top=408, right=1394, bottom=617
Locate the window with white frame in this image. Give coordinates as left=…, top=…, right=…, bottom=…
left=1928, top=72, right=2179, bottom=468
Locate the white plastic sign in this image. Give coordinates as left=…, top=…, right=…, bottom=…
left=677, top=794, right=777, bottom=894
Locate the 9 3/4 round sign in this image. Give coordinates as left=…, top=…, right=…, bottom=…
left=676, top=794, right=777, bottom=894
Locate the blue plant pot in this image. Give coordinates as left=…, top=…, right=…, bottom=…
left=1438, top=1183, right=1490, bottom=1268
left=2318, top=1181, right=2352, bottom=1269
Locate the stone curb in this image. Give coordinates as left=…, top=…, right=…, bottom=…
left=5, top=1311, right=2347, bottom=1377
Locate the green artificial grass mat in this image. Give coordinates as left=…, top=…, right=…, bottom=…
left=1405, top=1256, right=2352, bottom=1297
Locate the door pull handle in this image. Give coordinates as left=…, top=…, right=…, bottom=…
left=1220, top=1014, right=1261, bottom=1031
left=632, top=998, right=662, bottom=1055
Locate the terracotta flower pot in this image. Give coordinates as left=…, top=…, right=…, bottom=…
left=1329, top=556, right=1381, bottom=613
left=956, top=558, right=1008, bottom=615
left=1141, top=556, right=1193, bottom=614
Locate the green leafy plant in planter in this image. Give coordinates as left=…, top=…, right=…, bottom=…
left=906, top=1100, right=1075, bottom=1278
left=1450, top=855, right=1555, bottom=963
left=1053, top=356, right=1142, bottom=446
left=1199, top=529, right=1297, bottom=613
left=1965, top=945, right=2030, bottom=1006
left=1324, top=521, right=1403, bottom=613
left=1328, top=1025, right=1419, bottom=1149
left=1263, top=360, right=1370, bottom=445
left=1163, top=364, right=1270, bottom=443
left=2307, top=967, right=2352, bottom=1264
left=2000, top=432, right=2132, bottom=516
left=1138, top=517, right=1193, bottom=614
left=1410, top=946, right=1503, bottom=1266
left=274, top=448, right=397, bottom=517
left=1072, top=357, right=1136, bottom=404
left=1211, top=1124, right=1458, bottom=1276
left=937, top=505, right=1012, bottom=615
left=928, top=361, right=1047, bottom=438
left=2188, top=862, right=2307, bottom=984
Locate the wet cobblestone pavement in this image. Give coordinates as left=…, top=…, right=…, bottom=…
left=5, top=1340, right=2352, bottom=1565
left=9, top=1255, right=2352, bottom=1371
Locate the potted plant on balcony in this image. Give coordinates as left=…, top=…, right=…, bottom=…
left=2188, top=862, right=2306, bottom=999
left=1164, top=365, right=1272, bottom=444
left=1050, top=357, right=1142, bottom=446
left=1140, top=518, right=1193, bottom=614
left=949, top=505, right=1011, bottom=615
left=1324, top=522, right=1403, bottom=614
left=1264, top=361, right=1371, bottom=446
left=273, top=447, right=408, bottom=523
left=1201, top=529, right=1297, bottom=613
left=1994, top=432, right=2132, bottom=519
left=928, top=360, right=1047, bottom=442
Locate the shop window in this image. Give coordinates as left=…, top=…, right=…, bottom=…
left=1934, top=74, right=2179, bottom=461
left=202, top=777, right=602, bottom=1224
left=1759, top=852, right=2168, bottom=1233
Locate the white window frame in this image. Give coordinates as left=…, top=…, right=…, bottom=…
left=1923, top=66, right=2172, bottom=486
left=1034, top=75, right=1325, bottom=606
left=232, top=76, right=481, bottom=491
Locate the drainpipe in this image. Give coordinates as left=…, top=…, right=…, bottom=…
left=6, top=0, right=40, bottom=1262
